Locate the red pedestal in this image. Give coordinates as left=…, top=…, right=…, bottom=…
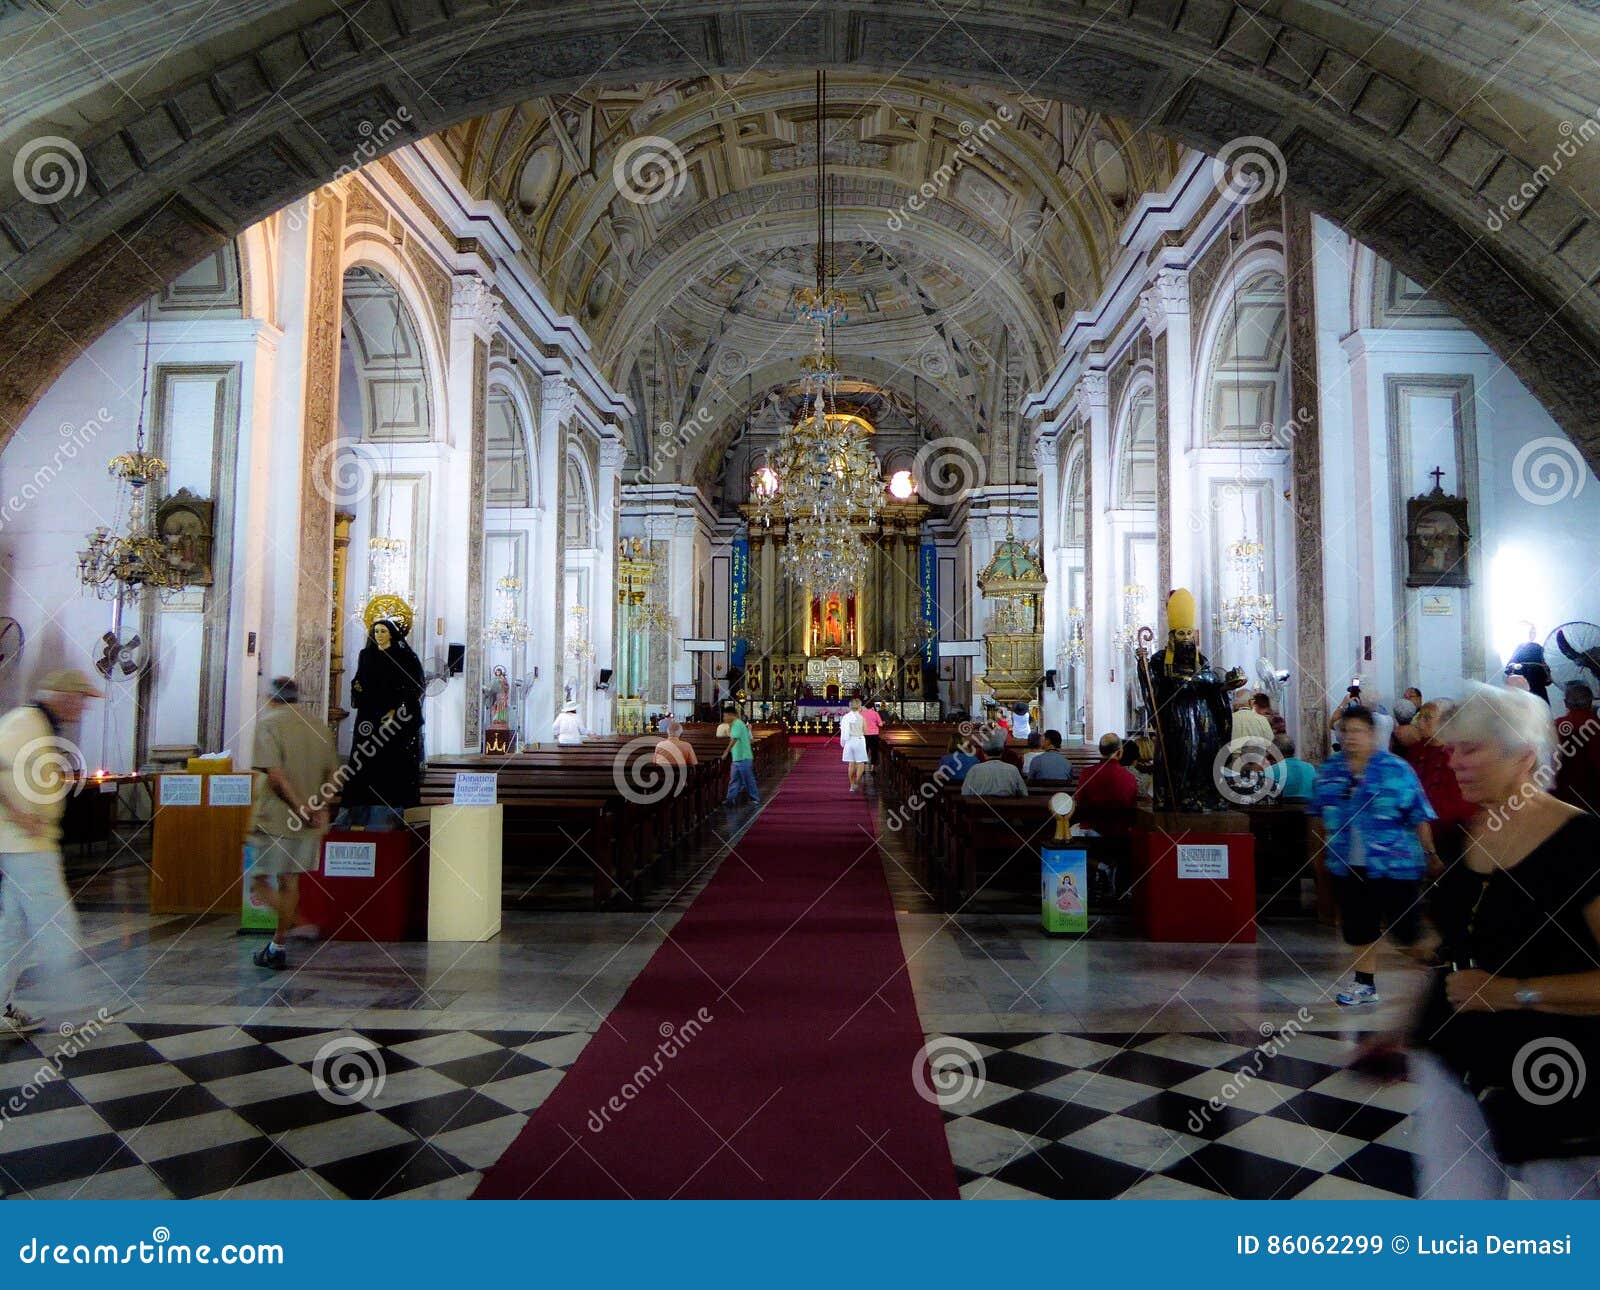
left=298, top=829, right=428, bottom=942
left=1131, top=815, right=1256, bottom=943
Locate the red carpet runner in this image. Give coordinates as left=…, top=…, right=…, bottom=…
left=476, top=750, right=958, bottom=1198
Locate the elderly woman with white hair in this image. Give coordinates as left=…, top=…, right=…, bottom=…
left=1400, top=683, right=1600, bottom=1198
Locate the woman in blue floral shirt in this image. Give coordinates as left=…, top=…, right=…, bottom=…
left=1314, top=706, right=1439, bottom=1006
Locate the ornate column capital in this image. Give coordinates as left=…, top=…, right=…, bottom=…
left=539, top=375, right=577, bottom=425
left=598, top=435, right=627, bottom=472
left=1139, top=267, right=1189, bottom=336
left=1032, top=429, right=1060, bottom=471
left=450, top=272, right=503, bottom=337
left=1077, top=369, right=1109, bottom=411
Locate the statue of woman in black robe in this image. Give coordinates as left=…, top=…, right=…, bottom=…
left=341, top=615, right=425, bottom=822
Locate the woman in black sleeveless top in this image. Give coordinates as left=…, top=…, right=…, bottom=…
left=1403, top=684, right=1600, bottom=1198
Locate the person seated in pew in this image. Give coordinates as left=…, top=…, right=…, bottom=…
left=1265, top=733, right=1317, bottom=803
left=1019, top=731, right=1045, bottom=775
left=1073, top=733, right=1139, bottom=829
left=553, top=701, right=587, bottom=746
left=961, top=739, right=1030, bottom=798
left=938, top=730, right=981, bottom=783
left=1121, top=737, right=1155, bottom=799
left=1025, top=729, right=1074, bottom=785
left=653, top=720, right=699, bottom=769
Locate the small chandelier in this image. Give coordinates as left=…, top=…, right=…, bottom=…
left=1112, top=583, right=1148, bottom=655
left=78, top=311, right=184, bottom=599
left=565, top=604, right=595, bottom=663
left=368, top=534, right=409, bottom=599
left=1215, top=537, right=1283, bottom=638
left=484, top=571, right=530, bottom=649
left=1063, top=606, right=1086, bottom=666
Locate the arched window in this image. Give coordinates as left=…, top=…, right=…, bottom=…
left=1116, top=389, right=1157, bottom=508
left=1203, top=270, right=1286, bottom=446
left=340, top=266, right=433, bottom=442
left=564, top=455, right=593, bottom=547
left=486, top=388, right=531, bottom=507
left=1063, top=443, right=1086, bottom=547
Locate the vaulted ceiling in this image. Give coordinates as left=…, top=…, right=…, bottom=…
left=441, top=74, right=1183, bottom=488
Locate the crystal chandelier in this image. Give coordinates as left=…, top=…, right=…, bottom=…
left=484, top=570, right=530, bottom=649
left=1063, top=606, right=1086, bottom=666
left=368, top=535, right=409, bottom=598
left=77, top=311, right=185, bottom=599
left=565, top=604, right=595, bottom=663
left=1112, top=583, right=1149, bottom=655
left=1215, top=537, right=1284, bottom=638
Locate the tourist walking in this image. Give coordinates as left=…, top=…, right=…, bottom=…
left=1313, top=706, right=1438, bottom=1006
left=0, top=670, right=103, bottom=1035
left=722, top=702, right=760, bottom=806
left=839, top=696, right=868, bottom=793
left=248, top=677, right=342, bottom=971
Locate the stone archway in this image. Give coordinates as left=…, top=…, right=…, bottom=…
left=3, top=0, right=1600, bottom=467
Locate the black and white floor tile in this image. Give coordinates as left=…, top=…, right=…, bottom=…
left=936, top=1029, right=1417, bottom=1200
left=0, top=1022, right=589, bottom=1199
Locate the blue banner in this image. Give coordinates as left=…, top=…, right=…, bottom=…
left=730, top=537, right=750, bottom=669
left=919, top=542, right=937, bottom=663
left=0, top=1202, right=1593, bottom=1285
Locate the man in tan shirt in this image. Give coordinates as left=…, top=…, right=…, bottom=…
left=0, top=669, right=102, bottom=1036
left=248, top=677, right=341, bottom=971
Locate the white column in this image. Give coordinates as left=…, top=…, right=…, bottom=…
left=593, top=433, right=624, bottom=734
left=671, top=510, right=698, bottom=718
left=1033, top=427, right=1064, bottom=731
left=1081, top=370, right=1119, bottom=735
left=1142, top=266, right=1193, bottom=609
left=532, top=375, right=574, bottom=740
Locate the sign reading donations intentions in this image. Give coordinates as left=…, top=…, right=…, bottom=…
left=208, top=774, right=253, bottom=807
left=159, top=774, right=202, bottom=806
left=324, top=840, right=378, bottom=879
left=1176, top=843, right=1229, bottom=880
left=452, top=772, right=498, bottom=806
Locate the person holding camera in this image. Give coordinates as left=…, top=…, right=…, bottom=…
left=1331, top=680, right=1395, bottom=750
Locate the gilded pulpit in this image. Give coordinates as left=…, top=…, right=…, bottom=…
left=977, top=531, right=1046, bottom=704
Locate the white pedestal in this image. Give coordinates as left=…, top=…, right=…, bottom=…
left=426, top=804, right=503, bottom=941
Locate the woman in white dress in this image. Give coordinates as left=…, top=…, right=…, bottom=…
left=840, top=695, right=869, bottom=793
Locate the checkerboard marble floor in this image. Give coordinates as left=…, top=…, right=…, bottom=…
left=935, top=1028, right=1418, bottom=1199
left=0, top=1022, right=590, bottom=1199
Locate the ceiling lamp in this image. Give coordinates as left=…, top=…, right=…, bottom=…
left=483, top=569, right=530, bottom=650
left=77, top=310, right=185, bottom=600
left=888, top=469, right=916, bottom=500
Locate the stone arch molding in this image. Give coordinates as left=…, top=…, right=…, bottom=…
left=4, top=0, right=1600, bottom=470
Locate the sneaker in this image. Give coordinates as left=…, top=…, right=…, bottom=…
left=2, top=1004, right=43, bottom=1036
left=252, top=945, right=289, bottom=972
left=1336, top=981, right=1380, bottom=1007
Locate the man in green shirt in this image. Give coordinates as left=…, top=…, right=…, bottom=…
left=722, top=702, right=760, bottom=806
left=1266, top=734, right=1317, bottom=802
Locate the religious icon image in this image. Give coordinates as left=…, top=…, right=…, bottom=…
left=1405, top=469, right=1470, bottom=588
left=341, top=596, right=426, bottom=825
left=154, top=487, right=215, bottom=586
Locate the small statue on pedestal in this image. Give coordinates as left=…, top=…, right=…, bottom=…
left=1137, top=589, right=1236, bottom=812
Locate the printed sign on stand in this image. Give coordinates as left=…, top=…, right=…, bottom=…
left=452, top=772, right=498, bottom=806
left=208, top=774, right=253, bottom=807
left=324, top=840, right=378, bottom=879
left=1177, top=843, right=1229, bottom=879
left=159, top=774, right=202, bottom=806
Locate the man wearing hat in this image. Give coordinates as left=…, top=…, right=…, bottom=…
left=248, top=677, right=341, bottom=971
left=553, top=701, right=587, bottom=746
left=0, top=668, right=102, bottom=1035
